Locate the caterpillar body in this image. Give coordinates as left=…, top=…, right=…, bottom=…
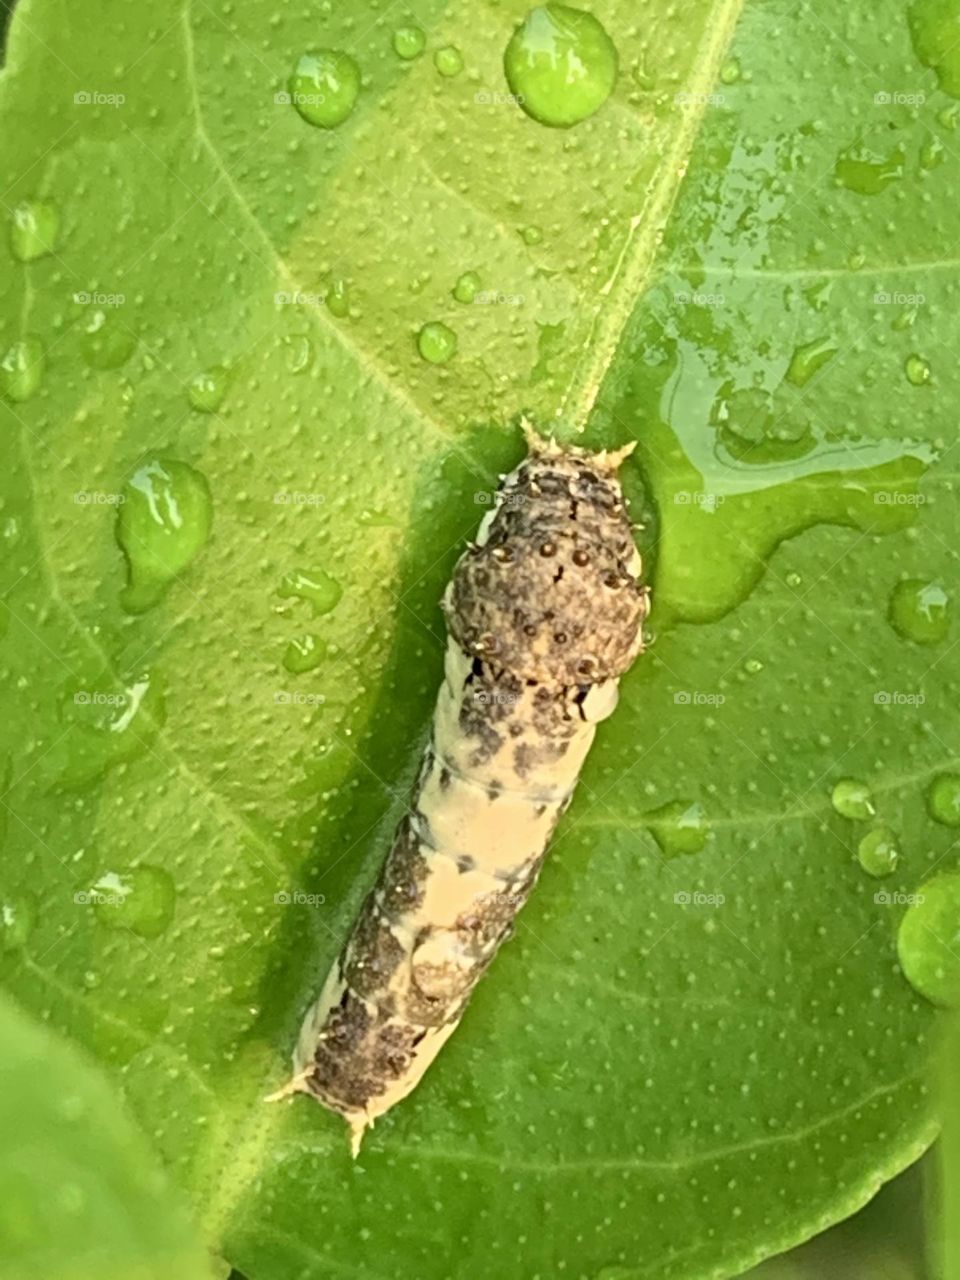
left=276, top=425, right=649, bottom=1153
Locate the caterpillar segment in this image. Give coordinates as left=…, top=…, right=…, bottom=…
left=276, top=425, right=649, bottom=1154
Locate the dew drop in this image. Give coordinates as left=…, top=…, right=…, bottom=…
left=277, top=568, right=343, bottom=617
left=1, top=337, right=44, bottom=403
left=89, top=866, right=176, bottom=939
left=434, top=45, right=464, bottom=77
left=116, top=458, right=213, bottom=614
left=920, top=135, right=945, bottom=169
left=283, top=334, right=313, bottom=373
left=785, top=336, right=837, bottom=388
left=283, top=634, right=326, bottom=673
left=857, top=826, right=900, bottom=878
left=187, top=365, right=229, bottom=413
left=904, top=353, right=931, bottom=386
left=521, top=224, right=544, bottom=246
left=643, top=799, right=707, bottom=857
left=10, top=199, right=60, bottom=262
left=326, top=277, right=349, bottom=318
left=831, top=778, right=874, bottom=820
left=897, top=870, right=960, bottom=1007
left=393, top=25, right=426, bottom=59
left=834, top=144, right=904, bottom=195
left=719, top=57, right=741, bottom=85
left=503, top=4, right=618, bottom=129
left=289, top=50, right=360, bottom=128
left=1, top=891, right=37, bottom=951
left=417, top=320, right=458, bottom=364
left=80, top=308, right=136, bottom=370
left=927, top=773, right=960, bottom=827
left=888, top=578, right=950, bottom=645
left=453, top=270, right=481, bottom=304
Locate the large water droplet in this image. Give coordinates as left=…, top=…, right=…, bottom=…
left=834, top=144, right=905, bottom=195
left=857, top=826, right=900, bottom=878
left=89, top=866, right=175, bottom=939
left=503, top=4, right=618, bottom=129
left=81, top=309, right=136, bottom=370
left=10, top=199, right=60, bottom=262
left=1, top=891, right=37, bottom=951
left=283, top=634, right=326, bottom=673
left=927, top=773, right=960, bottom=827
left=435, top=45, right=464, bottom=77
left=888, top=578, right=950, bottom=645
left=831, top=778, right=875, bottom=820
left=187, top=366, right=229, bottom=413
left=116, top=458, right=213, bottom=614
left=326, top=277, right=349, bottom=318
left=1, top=337, right=44, bottom=403
left=277, top=569, right=342, bottom=616
left=59, top=672, right=166, bottom=788
left=904, top=353, right=931, bottom=386
left=289, top=50, right=360, bottom=128
left=417, top=321, right=457, bottom=363
left=393, top=25, right=426, bottom=59
left=897, top=870, right=960, bottom=1006
left=909, top=0, right=960, bottom=98
left=643, top=799, right=707, bottom=857
left=785, top=336, right=837, bottom=388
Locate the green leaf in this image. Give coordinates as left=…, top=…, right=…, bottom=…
left=0, top=0, right=951, bottom=1278
left=0, top=991, right=212, bottom=1279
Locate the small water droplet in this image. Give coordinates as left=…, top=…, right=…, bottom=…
left=503, top=4, right=618, bottom=129
left=434, top=45, right=464, bottom=77
left=283, top=334, right=313, bottom=373
left=927, top=773, right=960, bottom=827
left=521, top=224, right=543, bottom=246
left=644, top=799, right=707, bottom=857
left=904, top=353, right=931, bottom=386
left=116, top=458, right=213, bottom=614
left=897, top=870, right=960, bottom=1006
left=1, top=337, right=44, bottom=403
left=393, top=25, right=426, bottom=59
left=289, top=50, right=360, bottom=128
left=892, top=307, right=918, bottom=332
left=81, top=308, right=136, bottom=370
left=89, top=866, right=176, bottom=939
left=920, top=135, right=945, bottom=169
left=743, top=658, right=764, bottom=675
left=1, top=891, right=37, bottom=951
left=719, top=57, right=741, bottom=85
left=283, top=634, right=326, bottom=673
left=888, top=578, right=950, bottom=645
left=453, top=270, right=481, bottom=304
left=831, top=778, right=874, bottom=820
left=277, top=569, right=343, bottom=616
left=10, top=199, right=60, bottom=262
left=785, top=572, right=803, bottom=588
left=857, top=826, right=900, bottom=878
left=417, top=321, right=457, bottom=364
left=326, top=277, right=349, bottom=318
left=785, top=336, right=837, bottom=388
left=187, top=365, right=229, bottom=413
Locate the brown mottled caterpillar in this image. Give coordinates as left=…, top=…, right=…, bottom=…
left=272, top=423, right=649, bottom=1153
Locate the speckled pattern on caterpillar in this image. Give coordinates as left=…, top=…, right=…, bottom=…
left=273, top=423, right=650, bottom=1153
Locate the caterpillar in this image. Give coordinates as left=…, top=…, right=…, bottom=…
left=273, top=422, right=649, bottom=1154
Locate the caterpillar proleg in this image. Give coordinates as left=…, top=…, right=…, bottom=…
left=276, top=423, right=649, bottom=1154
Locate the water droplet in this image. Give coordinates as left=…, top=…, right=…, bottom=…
left=928, top=773, right=960, bottom=827
left=289, top=50, right=360, bottom=128
left=10, top=199, right=59, bottom=262
left=453, top=270, right=481, bottom=304
left=393, top=25, right=426, bottom=59
left=277, top=568, right=343, bottom=616
left=434, top=45, right=464, bottom=77
left=503, top=4, right=618, bottom=129
left=920, top=135, right=945, bottom=170
left=417, top=321, right=457, bottom=364
left=834, top=144, right=904, bottom=195
left=1, top=337, right=44, bottom=403
left=904, top=353, right=931, bottom=386
left=187, top=366, right=229, bottom=413
left=283, top=334, right=313, bottom=373
left=89, top=866, right=176, bottom=939
left=892, top=307, right=918, bottom=332
left=785, top=572, right=803, bottom=589
left=909, top=0, right=960, bottom=98
left=326, top=277, right=349, bottom=318
left=719, top=57, right=741, bottom=85
left=521, top=224, right=543, bottom=246
left=888, top=578, right=950, bottom=645
left=743, top=658, right=764, bottom=675
left=785, top=336, right=837, bottom=388
left=80, top=309, right=136, bottom=370
left=644, top=799, right=707, bottom=857
left=116, top=458, right=213, bottom=614
left=283, top=633, right=326, bottom=673
left=857, top=826, right=900, bottom=878
left=897, top=870, right=960, bottom=1006
left=1, top=891, right=37, bottom=951
left=831, top=778, right=874, bottom=820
